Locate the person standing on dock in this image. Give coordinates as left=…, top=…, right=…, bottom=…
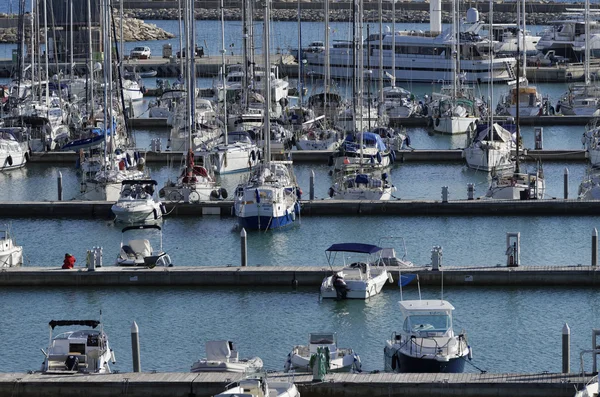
left=62, top=254, right=76, bottom=269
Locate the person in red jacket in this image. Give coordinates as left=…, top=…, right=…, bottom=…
left=62, top=253, right=76, bottom=269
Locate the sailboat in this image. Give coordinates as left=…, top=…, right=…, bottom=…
left=486, top=24, right=546, bottom=200
left=210, top=0, right=260, bottom=175
left=464, top=0, right=516, bottom=173
left=430, top=0, right=481, bottom=135
left=233, top=0, right=301, bottom=230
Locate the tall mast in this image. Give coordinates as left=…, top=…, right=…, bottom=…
left=87, top=0, right=94, bottom=116
left=391, top=0, right=395, bottom=87
left=120, top=0, right=124, bottom=80
left=70, top=0, right=73, bottom=76
left=351, top=0, right=357, bottom=135
left=489, top=0, right=493, bottom=135
left=101, top=0, right=109, bottom=163
left=324, top=0, right=330, bottom=109
left=515, top=10, right=521, bottom=174
left=378, top=0, right=383, bottom=105
left=452, top=0, right=457, bottom=100
left=263, top=0, right=271, bottom=164
left=585, top=0, right=590, bottom=84
left=178, top=0, right=184, bottom=81
left=242, top=0, right=249, bottom=109
left=297, top=0, right=303, bottom=106
left=522, top=0, right=526, bottom=77
left=358, top=0, right=364, bottom=170
left=220, top=0, right=228, bottom=146
left=43, top=0, right=49, bottom=109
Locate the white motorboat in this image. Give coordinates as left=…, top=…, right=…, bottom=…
left=320, top=243, right=391, bottom=300
left=284, top=332, right=361, bottom=373
left=111, top=180, right=165, bottom=224
left=463, top=123, right=515, bottom=172
left=485, top=168, right=546, bottom=200
left=0, top=226, right=23, bottom=267
left=115, top=225, right=172, bottom=268
left=215, top=375, right=300, bottom=397
left=41, top=319, right=115, bottom=374
left=537, top=15, right=600, bottom=61
left=328, top=165, right=395, bottom=201
left=384, top=299, right=471, bottom=373
left=190, top=340, right=263, bottom=373
left=0, top=127, right=28, bottom=171
left=575, top=375, right=598, bottom=397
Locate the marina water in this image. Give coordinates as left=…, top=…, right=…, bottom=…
left=0, top=18, right=598, bottom=377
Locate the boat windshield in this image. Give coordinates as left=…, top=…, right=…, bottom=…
left=403, top=313, right=451, bottom=335
left=309, top=333, right=335, bottom=345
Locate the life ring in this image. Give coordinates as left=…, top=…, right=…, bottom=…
left=6, top=155, right=13, bottom=166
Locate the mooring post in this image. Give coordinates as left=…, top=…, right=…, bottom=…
left=564, top=168, right=569, bottom=199
left=240, top=228, right=247, bottom=267
left=593, top=228, right=598, bottom=267
left=309, top=170, right=315, bottom=200
left=57, top=172, right=63, bottom=201
left=562, top=323, right=570, bottom=373
left=467, top=183, right=474, bottom=200
left=131, top=321, right=141, bottom=373
left=441, top=186, right=449, bottom=203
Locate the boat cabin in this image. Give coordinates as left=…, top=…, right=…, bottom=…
left=399, top=300, right=455, bottom=338
left=205, top=340, right=240, bottom=363
left=308, top=333, right=339, bottom=358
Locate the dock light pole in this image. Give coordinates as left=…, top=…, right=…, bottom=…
left=562, top=323, right=570, bottom=373
left=240, top=228, right=247, bottom=267
left=309, top=170, right=315, bottom=200
left=564, top=168, right=569, bottom=199
left=593, top=228, right=598, bottom=267
left=131, top=321, right=141, bottom=372
left=57, top=172, right=63, bottom=201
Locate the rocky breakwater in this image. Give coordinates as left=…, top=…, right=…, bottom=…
left=0, top=14, right=173, bottom=44
left=125, top=7, right=562, bottom=25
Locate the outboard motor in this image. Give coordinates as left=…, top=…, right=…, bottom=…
left=65, top=355, right=79, bottom=371
left=333, top=273, right=349, bottom=299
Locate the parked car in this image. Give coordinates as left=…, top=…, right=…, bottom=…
left=177, top=46, right=204, bottom=58
left=130, top=46, right=151, bottom=59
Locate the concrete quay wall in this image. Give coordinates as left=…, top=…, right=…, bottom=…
left=0, top=265, right=598, bottom=287
left=0, top=371, right=590, bottom=397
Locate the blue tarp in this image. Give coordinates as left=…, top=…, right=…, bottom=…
left=399, top=274, right=416, bottom=287
left=326, top=243, right=383, bottom=254
left=344, top=132, right=387, bottom=152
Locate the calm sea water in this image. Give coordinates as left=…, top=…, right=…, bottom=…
left=1, top=17, right=599, bottom=378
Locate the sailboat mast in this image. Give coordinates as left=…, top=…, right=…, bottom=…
left=585, top=0, right=590, bottom=84
left=220, top=0, right=228, bottom=146
left=189, top=0, right=196, bottom=131
left=391, top=0, right=395, bottom=87
left=70, top=0, right=73, bottom=76
left=489, top=0, right=493, bottom=136
left=297, top=0, right=302, bottom=106
left=324, top=0, right=330, bottom=109
left=242, top=0, right=249, bottom=109
left=43, top=0, right=49, bottom=109
left=263, top=0, right=271, bottom=163
left=87, top=0, right=94, bottom=116
left=451, top=0, right=457, bottom=100
left=522, top=0, right=526, bottom=75
left=178, top=0, right=184, bottom=80
left=358, top=0, right=364, bottom=171
left=101, top=0, right=109, bottom=162
left=515, top=15, right=521, bottom=174
left=378, top=0, right=383, bottom=105
left=351, top=0, right=357, bottom=135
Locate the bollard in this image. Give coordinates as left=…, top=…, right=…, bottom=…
left=87, top=250, right=95, bottom=271
left=593, top=228, right=598, bottom=267
left=441, top=186, right=449, bottom=203
left=309, top=170, right=315, bottom=200
left=562, top=323, right=570, bottom=373
left=534, top=127, right=543, bottom=150
left=467, top=183, right=475, bottom=200
left=564, top=168, right=569, bottom=199
left=431, top=246, right=443, bottom=270
left=240, top=228, right=247, bottom=267
left=131, top=321, right=141, bottom=372
left=57, top=172, right=63, bottom=201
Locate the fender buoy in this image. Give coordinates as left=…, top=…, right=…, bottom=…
left=390, top=150, right=396, bottom=164
left=153, top=208, right=159, bottom=220
left=435, top=117, right=440, bottom=127
left=423, top=104, right=429, bottom=116
left=328, top=156, right=334, bottom=167
left=25, top=151, right=30, bottom=161
left=257, top=150, right=261, bottom=161
left=126, top=152, right=132, bottom=167
left=134, top=151, right=139, bottom=161
left=210, top=190, right=220, bottom=200
left=160, top=203, right=167, bottom=215
left=250, top=150, right=256, bottom=162
left=376, top=152, right=382, bottom=164
left=391, top=354, right=400, bottom=371
left=556, top=103, right=561, bottom=113
left=6, top=155, right=12, bottom=166
left=328, top=187, right=334, bottom=198
left=219, top=187, right=228, bottom=199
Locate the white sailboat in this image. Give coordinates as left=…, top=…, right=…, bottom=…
left=191, top=340, right=263, bottom=373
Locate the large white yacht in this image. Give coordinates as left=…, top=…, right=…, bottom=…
left=303, top=1, right=516, bottom=83
left=537, top=15, right=600, bottom=61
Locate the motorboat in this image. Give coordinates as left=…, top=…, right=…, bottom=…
left=115, top=225, right=172, bottom=268
left=575, top=375, right=598, bottom=397
left=233, top=161, right=301, bottom=230
left=111, top=180, right=166, bottom=224
left=376, top=236, right=416, bottom=267
left=331, top=132, right=393, bottom=171
left=215, top=375, right=300, bottom=397
left=463, top=123, right=516, bottom=172
left=41, top=319, right=115, bottom=374
left=485, top=167, right=546, bottom=200
left=578, top=168, right=600, bottom=200
left=320, top=243, right=392, bottom=300
left=537, top=15, right=600, bottom=61
left=0, top=226, right=23, bottom=267
left=328, top=165, right=395, bottom=201
left=384, top=300, right=471, bottom=373
left=190, top=340, right=263, bottom=373
left=0, top=127, right=28, bottom=171
left=284, top=332, right=361, bottom=373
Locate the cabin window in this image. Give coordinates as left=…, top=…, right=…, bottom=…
left=69, top=343, right=86, bottom=354
left=404, top=314, right=451, bottom=334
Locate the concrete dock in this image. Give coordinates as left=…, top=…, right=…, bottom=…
left=0, top=371, right=591, bottom=397
left=0, top=265, right=599, bottom=287
left=1, top=199, right=600, bottom=219
left=28, top=148, right=589, bottom=164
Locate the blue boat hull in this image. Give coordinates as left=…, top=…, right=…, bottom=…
left=393, top=352, right=466, bottom=373
left=238, top=212, right=295, bottom=230
left=61, top=135, right=105, bottom=151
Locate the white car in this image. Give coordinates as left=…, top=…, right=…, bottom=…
left=130, top=46, right=151, bottom=59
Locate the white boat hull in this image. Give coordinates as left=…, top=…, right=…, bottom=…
left=0, top=247, right=23, bottom=267
left=287, top=351, right=359, bottom=372
left=433, top=116, right=477, bottom=135
left=212, top=144, right=260, bottom=174
left=464, top=146, right=513, bottom=172
left=190, top=357, right=263, bottom=373
left=111, top=201, right=163, bottom=224
left=320, top=270, right=388, bottom=299
left=0, top=148, right=27, bottom=171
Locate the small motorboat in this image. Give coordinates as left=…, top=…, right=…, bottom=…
left=190, top=340, right=263, bottom=373
left=575, top=375, right=598, bottom=397
left=115, top=225, right=172, bottom=268
left=320, top=243, right=392, bottom=299
left=0, top=225, right=23, bottom=267
left=384, top=299, right=471, bottom=373
left=284, top=332, right=361, bottom=373
left=215, top=375, right=300, bottom=397
left=41, top=319, right=116, bottom=374
left=111, top=180, right=166, bottom=224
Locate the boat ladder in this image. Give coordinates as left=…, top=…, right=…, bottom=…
left=503, top=61, right=517, bottom=81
